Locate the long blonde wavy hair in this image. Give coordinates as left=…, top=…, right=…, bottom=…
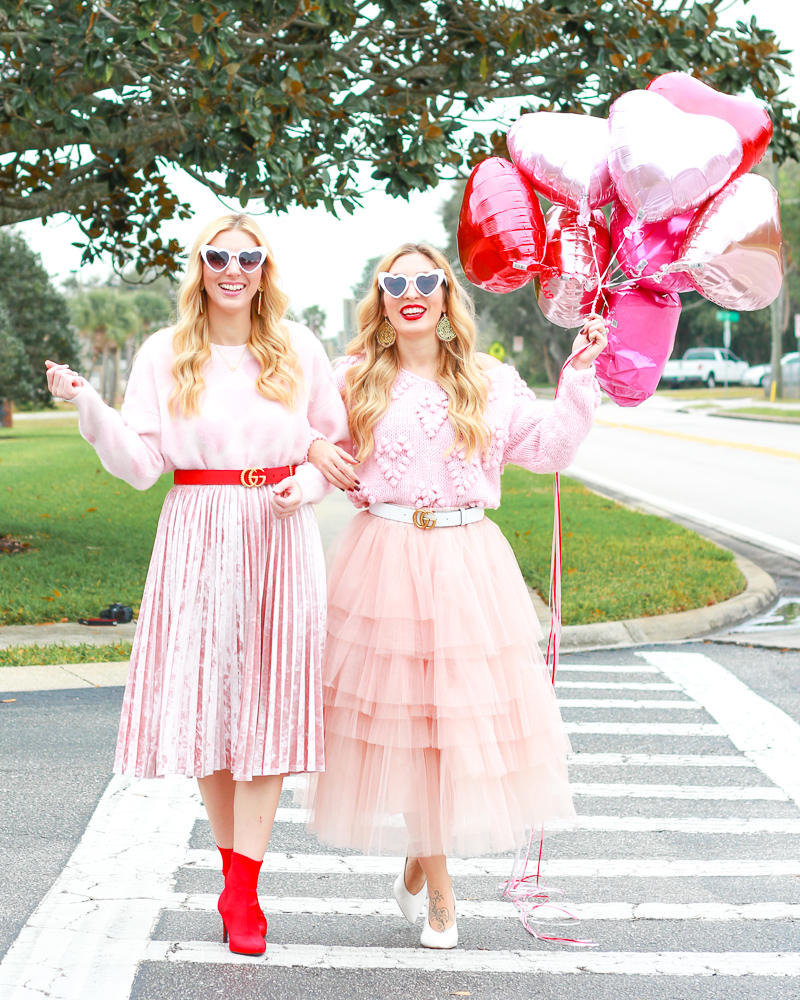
left=170, top=213, right=301, bottom=417
left=344, top=243, right=490, bottom=461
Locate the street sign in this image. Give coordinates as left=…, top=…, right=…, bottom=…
left=795, top=313, right=800, bottom=341
left=512, top=336, right=524, bottom=353
left=715, top=310, right=739, bottom=322
left=489, top=341, right=506, bottom=361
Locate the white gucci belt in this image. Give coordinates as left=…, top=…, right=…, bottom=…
left=368, top=502, right=485, bottom=530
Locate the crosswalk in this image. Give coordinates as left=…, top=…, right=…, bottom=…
left=1, top=650, right=799, bottom=996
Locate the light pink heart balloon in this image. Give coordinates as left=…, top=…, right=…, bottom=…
left=609, top=90, right=742, bottom=224
left=674, top=173, right=783, bottom=311
left=507, top=112, right=615, bottom=222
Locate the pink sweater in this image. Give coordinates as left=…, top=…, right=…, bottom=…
left=70, top=323, right=349, bottom=505
left=337, top=357, right=600, bottom=509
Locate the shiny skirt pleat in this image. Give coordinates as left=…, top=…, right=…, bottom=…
left=303, top=511, right=576, bottom=858
left=114, top=486, right=327, bottom=780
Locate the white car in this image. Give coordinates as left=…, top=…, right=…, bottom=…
left=746, top=352, right=799, bottom=388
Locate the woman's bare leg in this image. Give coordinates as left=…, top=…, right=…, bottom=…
left=418, top=855, right=455, bottom=931
left=233, top=774, right=285, bottom=860
left=197, top=769, right=235, bottom=849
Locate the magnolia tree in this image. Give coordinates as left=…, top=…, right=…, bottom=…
left=0, top=0, right=796, bottom=277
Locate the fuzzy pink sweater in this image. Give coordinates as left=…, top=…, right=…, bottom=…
left=69, top=323, right=349, bottom=504
left=337, top=357, right=600, bottom=509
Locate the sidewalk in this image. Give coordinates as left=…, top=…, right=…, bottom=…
left=1, top=491, right=782, bottom=693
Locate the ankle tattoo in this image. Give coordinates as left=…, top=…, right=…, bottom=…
left=428, top=889, right=452, bottom=931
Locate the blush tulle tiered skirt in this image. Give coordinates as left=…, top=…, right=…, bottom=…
left=114, top=486, right=327, bottom=781
left=304, top=511, right=576, bottom=858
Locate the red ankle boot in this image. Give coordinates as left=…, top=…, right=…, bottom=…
left=218, top=851, right=267, bottom=955
left=218, top=845, right=267, bottom=938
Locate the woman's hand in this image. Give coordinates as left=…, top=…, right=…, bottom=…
left=307, top=438, right=360, bottom=491
left=45, top=360, right=85, bottom=401
left=570, top=313, right=608, bottom=370
left=270, top=477, right=303, bottom=519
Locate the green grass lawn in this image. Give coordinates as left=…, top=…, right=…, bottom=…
left=728, top=407, right=800, bottom=420
left=1, top=422, right=745, bottom=630
left=487, top=466, right=745, bottom=626
left=0, top=419, right=171, bottom=625
left=0, top=641, right=133, bottom=666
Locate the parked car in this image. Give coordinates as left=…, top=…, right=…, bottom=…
left=661, top=347, right=750, bottom=388
left=751, top=352, right=800, bottom=389
left=763, top=355, right=800, bottom=398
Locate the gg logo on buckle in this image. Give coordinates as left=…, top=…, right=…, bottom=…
left=412, top=508, right=436, bottom=530
left=240, top=468, right=267, bottom=488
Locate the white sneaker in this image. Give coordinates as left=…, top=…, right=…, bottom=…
left=392, top=860, right=427, bottom=924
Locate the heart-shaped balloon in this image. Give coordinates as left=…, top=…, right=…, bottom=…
left=507, top=112, right=615, bottom=222
left=458, top=157, right=547, bottom=292
left=595, top=287, right=681, bottom=406
left=647, top=72, right=772, bottom=180
left=609, top=201, right=695, bottom=293
left=670, top=173, right=783, bottom=311
left=537, top=206, right=611, bottom=328
left=609, top=90, right=742, bottom=223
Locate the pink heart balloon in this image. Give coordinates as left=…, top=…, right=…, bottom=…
left=457, top=157, right=547, bottom=292
left=595, top=287, right=681, bottom=406
left=672, top=173, right=783, bottom=311
left=609, top=201, right=695, bottom=293
left=609, top=90, right=742, bottom=224
left=537, top=206, right=611, bottom=328
left=507, top=112, right=615, bottom=222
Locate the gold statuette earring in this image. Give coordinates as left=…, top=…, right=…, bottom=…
left=436, top=313, right=456, bottom=342
left=258, top=283, right=265, bottom=315
left=377, top=318, right=396, bottom=348
left=199, top=282, right=205, bottom=314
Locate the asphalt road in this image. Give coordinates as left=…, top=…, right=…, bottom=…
left=2, top=640, right=799, bottom=1000
left=568, top=394, right=800, bottom=557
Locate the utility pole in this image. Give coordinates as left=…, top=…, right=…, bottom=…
left=769, top=158, right=784, bottom=400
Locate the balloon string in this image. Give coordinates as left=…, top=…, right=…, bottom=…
left=500, top=346, right=598, bottom=949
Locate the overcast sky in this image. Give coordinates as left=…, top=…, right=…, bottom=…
left=16, top=0, right=800, bottom=340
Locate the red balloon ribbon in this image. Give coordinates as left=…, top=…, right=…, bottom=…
left=500, top=345, right=598, bottom=948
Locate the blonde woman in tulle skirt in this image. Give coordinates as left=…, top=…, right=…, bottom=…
left=307, top=243, right=607, bottom=948
left=45, top=213, right=349, bottom=956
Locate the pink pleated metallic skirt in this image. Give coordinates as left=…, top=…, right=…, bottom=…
left=114, top=485, right=327, bottom=781
left=304, top=511, right=576, bottom=858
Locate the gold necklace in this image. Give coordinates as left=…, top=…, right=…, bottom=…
left=212, top=341, right=249, bottom=372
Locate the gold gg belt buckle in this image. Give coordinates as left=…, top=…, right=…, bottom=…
left=412, top=508, right=436, bottom=529
left=240, top=468, right=267, bottom=487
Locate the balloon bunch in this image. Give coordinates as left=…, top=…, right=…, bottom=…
left=457, top=73, right=782, bottom=406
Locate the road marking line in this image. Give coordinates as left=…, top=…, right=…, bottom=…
left=567, top=753, right=756, bottom=767
left=565, top=723, right=723, bottom=735
left=143, top=941, right=800, bottom=975
left=197, top=807, right=800, bottom=833
left=642, top=652, right=800, bottom=807
left=557, top=681, right=682, bottom=690
left=556, top=664, right=663, bottom=674
left=173, top=895, right=800, bottom=922
left=595, top=418, right=800, bottom=462
left=569, top=783, right=788, bottom=800
left=558, top=699, right=701, bottom=709
left=0, top=775, right=198, bottom=1000
left=183, top=851, right=800, bottom=878
left=569, top=468, right=800, bottom=560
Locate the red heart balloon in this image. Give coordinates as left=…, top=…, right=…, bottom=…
left=536, top=206, right=611, bottom=328
left=458, top=157, right=547, bottom=292
left=646, top=72, right=772, bottom=179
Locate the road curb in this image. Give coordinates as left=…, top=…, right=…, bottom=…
left=545, top=551, right=777, bottom=654
left=710, top=411, right=800, bottom=426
